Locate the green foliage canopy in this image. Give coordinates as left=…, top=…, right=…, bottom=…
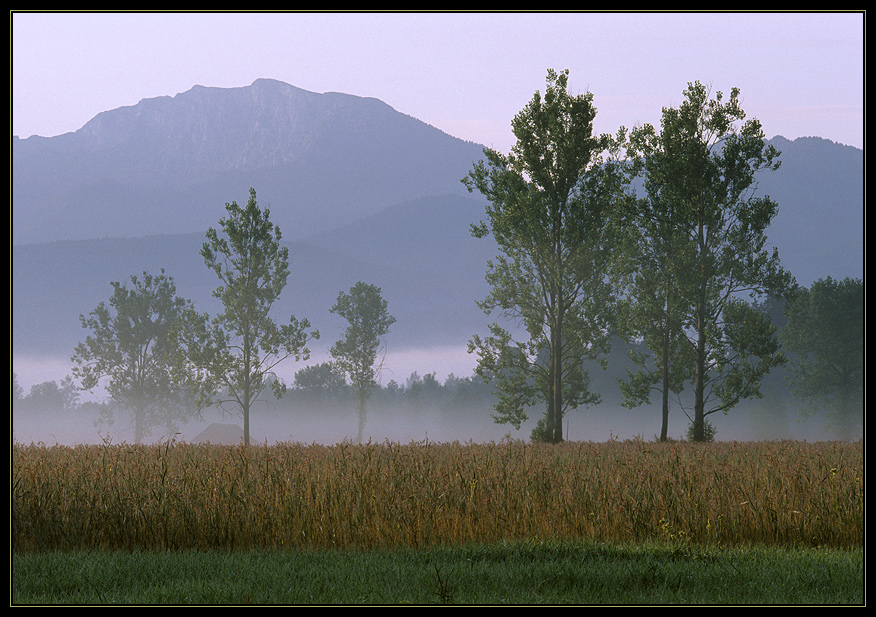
left=71, top=269, right=201, bottom=443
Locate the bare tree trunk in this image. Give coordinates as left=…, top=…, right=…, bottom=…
left=134, top=402, right=146, bottom=445
left=693, top=325, right=707, bottom=442
left=356, top=393, right=367, bottom=445
left=550, top=318, right=564, bottom=444
left=692, top=203, right=708, bottom=442
left=660, top=289, right=671, bottom=442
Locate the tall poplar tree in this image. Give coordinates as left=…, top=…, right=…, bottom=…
left=615, top=114, right=703, bottom=441
left=463, top=69, right=628, bottom=443
left=626, top=82, right=795, bottom=441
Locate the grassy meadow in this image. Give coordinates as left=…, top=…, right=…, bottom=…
left=12, top=438, right=864, bottom=604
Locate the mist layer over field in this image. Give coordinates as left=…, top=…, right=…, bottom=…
left=13, top=346, right=846, bottom=448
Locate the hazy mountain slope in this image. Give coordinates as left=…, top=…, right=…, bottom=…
left=12, top=78, right=486, bottom=245
left=11, top=219, right=494, bottom=357
left=757, top=136, right=863, bottom=286
left=301, top=193, right=495, bottom=280
left=297, top=137, right=863, bottom=288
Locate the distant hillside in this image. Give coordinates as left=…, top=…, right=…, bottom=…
left=11, top=194, right=497, bottom=357
left=12, top=78, right=486, bottom=245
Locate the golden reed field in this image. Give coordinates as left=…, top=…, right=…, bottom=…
left=12, top=439, right=862, bottom=552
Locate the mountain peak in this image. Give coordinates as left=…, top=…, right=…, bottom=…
left=50, top=78, right=448, bottom=176
left=13, top=79, right=486, bottom=245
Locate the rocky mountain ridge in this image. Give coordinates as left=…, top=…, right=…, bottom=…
left=13, top=78, right=487, bottom=245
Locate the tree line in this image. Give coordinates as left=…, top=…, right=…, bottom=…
left=16, top=70, right=862, bottom=446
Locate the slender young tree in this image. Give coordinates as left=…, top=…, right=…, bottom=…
left=635, top=82, right=795, bottom=441
left=463, top=69, right=628, bottom=443
left=71, top=269, right=201, bottom=444
left=329, top=281, right=396, bottom=444
left=191, top=188, right=318, bottom=446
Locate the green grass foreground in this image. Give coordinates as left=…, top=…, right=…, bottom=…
left=12, top=540, right=863, bottom=606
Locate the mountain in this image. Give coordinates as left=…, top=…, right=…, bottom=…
left=12, top=78, right=487, bottom=246
left=11, top=79, right=863, bottom=372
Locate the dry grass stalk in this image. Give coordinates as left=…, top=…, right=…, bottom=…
left=12, top=439, right=862, bottom=552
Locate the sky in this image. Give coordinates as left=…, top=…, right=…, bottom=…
left=11, top=11, right=865, bottom=153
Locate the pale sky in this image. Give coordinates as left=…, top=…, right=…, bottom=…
left=11, top=11, right=865, bottom=152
